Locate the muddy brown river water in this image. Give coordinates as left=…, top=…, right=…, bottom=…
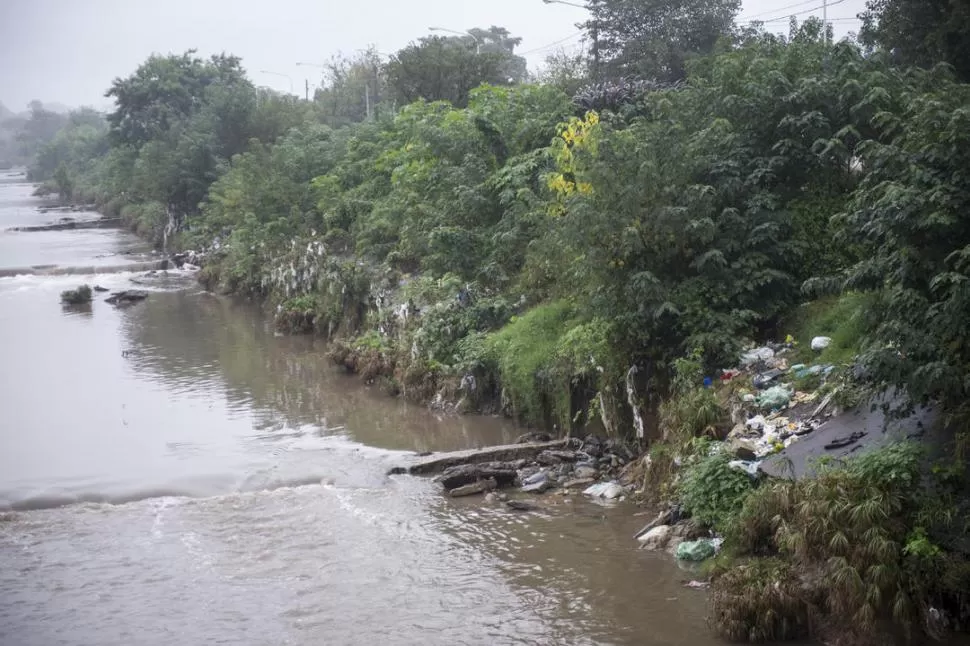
left=0, top=169, right=716, bottom=645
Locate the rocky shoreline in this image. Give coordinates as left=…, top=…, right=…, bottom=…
left=389, top=433, right=637, bottom=502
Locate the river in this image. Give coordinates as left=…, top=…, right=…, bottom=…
left=0, top=169, right=715, bottom=646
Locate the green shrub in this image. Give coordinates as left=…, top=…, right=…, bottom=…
left=353, top=329, right=390, bottom=353
left=660, top=352, right=727, bottom=446
left=716, top=443, right=970, bottom=644
left=723, top=480, right=794, bottom=557
left=678, top=447, right=757, bottom=532
left=275, top=295, right=318, bottom=334
left=411, top=294, right=513, bottom=367
left=710, top=558, right=815, bottom=643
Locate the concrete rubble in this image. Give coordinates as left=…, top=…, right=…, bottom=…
left=387, top=436, right=636, bottom=501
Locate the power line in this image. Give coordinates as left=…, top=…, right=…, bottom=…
left=738, top=0, right=828, bottom=21
left=520, top=31, right=585, bottom=55
left=526, top=3, right=858, bottom=57
left=740, top=0, right=849, bottom=23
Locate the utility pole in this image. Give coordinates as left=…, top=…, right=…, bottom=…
left=305, top=79, right=310, bottom=101
left=365, top=84, right=371, bottom=120
left=823, top=0, right=829, bottom=42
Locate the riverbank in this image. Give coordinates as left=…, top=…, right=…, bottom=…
left=14, top=158, right=970, bottom=645
left=18, top=24, right=970, bottom=643
left=2, top=171, right=731, bottom=645
left=41, top=169, right=970, bottom=646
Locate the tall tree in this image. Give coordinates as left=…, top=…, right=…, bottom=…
left=105, top=51, right=250, bottom=147
left=468, top=26, right=528, bottom=83
left=312, top=48, right=387, bottom=126
left=29, top=108, right=109, bottom=182
left=15, top=101, right=68, bottom=161
left=860, top=0, right=970, bottom=81
left=386, top=29, right=526, bottom=108
left=586, top=0, right=740, bottom=81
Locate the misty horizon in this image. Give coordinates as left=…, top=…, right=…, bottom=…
left=0, top=0, right=866, bottom=112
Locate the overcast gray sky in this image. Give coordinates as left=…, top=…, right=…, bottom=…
left=0, top=0, right=868, bottom=111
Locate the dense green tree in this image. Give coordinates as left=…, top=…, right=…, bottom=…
left=586, top=0, right=740, bottom=81
left=311, top=48, right=387, bottom=126
left=540, top=24, right=867, bottom=373
left=468, top=26, right=528, bottom=83
left=105, top=51, right=250, bottom=147
left=385, top=31, right=526, bottom=107
left=199, top=123, right=348, bottom=292
left=861, top=0, right=970, bottom=81
left=15, top=101, right=69, bottom=162
left=29, top=108, right=109, bottom=182
left=820, top=64, right=970, bottom=420
left=536, top=48, right=591, bottom=96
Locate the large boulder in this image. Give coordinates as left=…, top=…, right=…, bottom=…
left=521, top=479, right=555, bottom=494
left=520, top=470, right=555, bottom=493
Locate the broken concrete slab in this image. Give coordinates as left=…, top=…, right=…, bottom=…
left=386, top=440, right=570, bottom=476
left=437, top=463, right=519, bottom=490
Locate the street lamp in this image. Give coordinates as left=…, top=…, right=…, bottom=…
left=541, top=0, right=587, bottom=6
left=258, top=70, right=294, bottom=94
left=428, top=27, right=482, bottom=54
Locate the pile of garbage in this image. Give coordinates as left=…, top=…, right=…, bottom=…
left=638, top=335, right=843, bottom=565
left=634, top=505, right=724, bottom=561
left=722, top=337, right=838, bottom=476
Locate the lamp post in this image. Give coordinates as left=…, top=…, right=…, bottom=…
left=258, top=70, right=294, bottom=95
left=541, top=0, right=586, bottom=7
left=540, top=0, right=599, bottom=80
left=428, top=27, right=482, bottom=54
